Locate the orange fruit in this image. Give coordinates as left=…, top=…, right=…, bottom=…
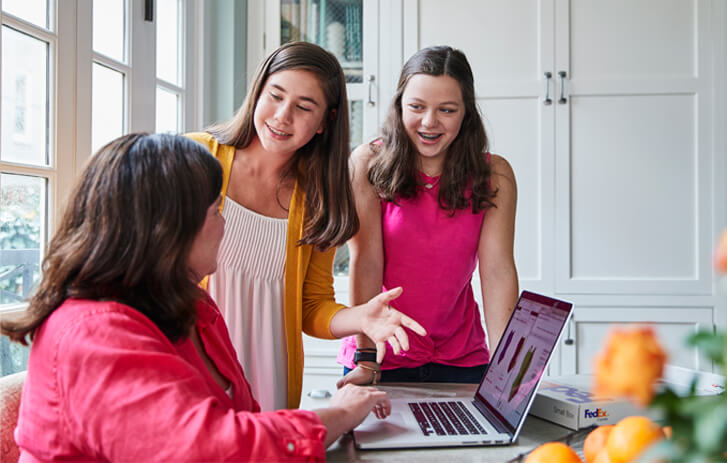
left=594, top=448, right=612, bottom=463
left=606, top=416, right=664, bottom=463
left=715, top=229, right=727, bottom=273
left=592, top=327, right=667, bottom=406
left=524, top=442, right=582, bottom=463
left=584, top=425, right=614, bottom=463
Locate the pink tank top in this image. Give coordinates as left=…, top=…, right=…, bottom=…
left=338, top=156, right=491, bottom=370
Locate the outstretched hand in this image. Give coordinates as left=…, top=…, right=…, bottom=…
left=360, top=287, right=427, bottom=363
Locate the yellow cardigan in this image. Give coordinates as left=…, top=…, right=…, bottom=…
left=186, top=132, right=346, bottom=409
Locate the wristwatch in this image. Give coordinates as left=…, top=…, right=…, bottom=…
left=353, top=350, right=378, bottom=364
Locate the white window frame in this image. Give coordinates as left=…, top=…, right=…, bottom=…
left=0, top=0, right=201, bottom=318
left=0, top=1, right=66, bottom=315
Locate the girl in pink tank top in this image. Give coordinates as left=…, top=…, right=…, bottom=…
left=337, top=46, right=519, bottom=385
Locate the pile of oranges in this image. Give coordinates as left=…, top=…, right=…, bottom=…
left=525, top=326, right=672, bottom=462
left=524, top=415, right=666, bottom=463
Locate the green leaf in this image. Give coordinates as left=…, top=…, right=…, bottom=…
left=693, top=401, right=727, bottom=452
left=635, top=439, right=679, bottom=462
left=677, top=395, right=722, bottom=416
left=687, top=331, right=725, bottom=364
left=650, top=387, right=681, bottom=410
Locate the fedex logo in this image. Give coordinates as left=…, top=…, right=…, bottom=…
left=584, top=408, right=608, bottom=419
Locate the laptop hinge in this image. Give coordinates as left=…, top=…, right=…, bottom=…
left=473, top=399, right=511, bottom=436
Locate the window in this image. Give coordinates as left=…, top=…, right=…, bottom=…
left=0, top=0, right=54, bottom=376
left=0, top=0, right=200, bottom=376
left=155, top=0, right=184, bottom=133
left=91, top=0, right=128, bottom=153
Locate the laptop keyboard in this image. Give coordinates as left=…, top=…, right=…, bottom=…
left=408, top=401, right=488, bottom=436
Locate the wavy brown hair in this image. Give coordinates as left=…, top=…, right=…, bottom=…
left=207, top=41, right=358, bottom=251
left=0, top=133, right=223, bottom=345
left=369, top=46, right=496, bottom=213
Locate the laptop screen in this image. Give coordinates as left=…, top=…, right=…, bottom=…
left=475, top=291, right=572, bottom=433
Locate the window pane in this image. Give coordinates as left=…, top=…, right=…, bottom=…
left=93, top=0, right=126, bottom=62
left=349, top=99, right=363, bottom=151
left=156, top=0, right=180, bottom=85
left=333, top=244, right=349, bottom=276
left=1, top=26, right=49, bottom=166
left=0, top=336, right=30, bottom=376
left=155, top=87, right=179, bottom=134
left=0, top=174, right=46, bottom=308
left=92, top=63, right=125, bottom=154
left=2, top=0, right=48, bottom=29
left=281, top=0, right=363, bottom=83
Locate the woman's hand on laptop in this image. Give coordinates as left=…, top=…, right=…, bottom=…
left=314, top=384, right=391, bottom=447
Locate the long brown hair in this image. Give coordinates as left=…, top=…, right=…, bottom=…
left=0, top=133, right=223, bottom=345
left=369, top=46, right=496, bottom=213
left=207, top=41, right=358, bottom=251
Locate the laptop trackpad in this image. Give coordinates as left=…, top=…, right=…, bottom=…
left=356, top=411, right=409, bottom=437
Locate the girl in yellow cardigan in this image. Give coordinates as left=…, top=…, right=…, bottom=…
left=187, top=42, right=425, bottom=411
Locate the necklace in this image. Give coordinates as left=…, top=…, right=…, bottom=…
left=420, top=172, right=441, bottom=189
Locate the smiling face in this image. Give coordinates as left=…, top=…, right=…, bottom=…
left=187, top=196, right=225, bottom=282
left=401, top=73, right=466, bottom=172
left=253, top=69, right=328, bottom=158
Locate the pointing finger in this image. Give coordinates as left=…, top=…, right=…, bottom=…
left=376, top=286, right=403, bottom=304
left=400, top=313, right=427, bottom=336
left=388, top=336, right=401, bottom=355
left=394, top=326, right=409, bottom=351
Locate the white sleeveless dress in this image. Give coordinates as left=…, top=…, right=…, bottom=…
left=207, top=196, right=288, bottom=411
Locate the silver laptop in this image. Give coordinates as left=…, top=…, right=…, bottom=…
left=353, top=291, right=573, bottom=449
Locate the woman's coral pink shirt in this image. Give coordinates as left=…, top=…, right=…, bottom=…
left=15, top=296, right=326, bottom=462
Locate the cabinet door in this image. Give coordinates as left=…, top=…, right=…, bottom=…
left=555, top=0, right=716, bottom=296
left=559, top=307, right=714, bottom=375
left=404, top=0, right=557, bottom=294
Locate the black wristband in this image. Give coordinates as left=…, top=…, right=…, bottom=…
left=353, top=350, right=378, bottom=365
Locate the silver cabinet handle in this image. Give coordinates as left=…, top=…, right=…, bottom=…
left=558, top=71, right=568, bottom=104
left=543, top=72, right=552, bottom=105
left=367, top=74, right=375, bottom=107
left=564, top=319, right=574, bottom=345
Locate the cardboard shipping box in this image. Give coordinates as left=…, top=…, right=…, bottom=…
left=529, top=365, right=725, bottom=430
